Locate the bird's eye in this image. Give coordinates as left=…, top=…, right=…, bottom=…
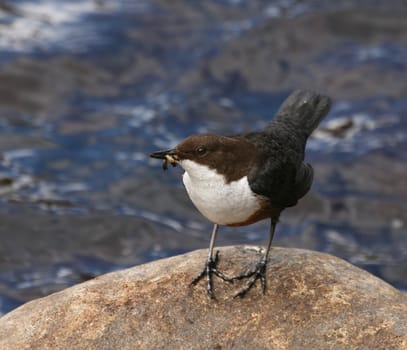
left=196, top=146, right=207, bottom=155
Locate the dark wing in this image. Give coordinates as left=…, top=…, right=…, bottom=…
left=244, top=90, right=329, bottom=207
left=249, top=160, right=313, bottom=208
left=293, top=162, right=314, bottom=200
left=243, top=131, right=314, bottom=208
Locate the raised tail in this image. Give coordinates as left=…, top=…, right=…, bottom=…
left=268, top=90, right=331, bottom=138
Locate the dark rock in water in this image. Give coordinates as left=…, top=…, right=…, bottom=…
left=0, top=246, right=406, bottom=349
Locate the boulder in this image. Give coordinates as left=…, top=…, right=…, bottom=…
left=0, top=246, right=406, bottom=349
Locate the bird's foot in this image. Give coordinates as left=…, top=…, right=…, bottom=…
left=232, top=257, right=268, bottom=298
left=190, top=250, right=233, bottom=299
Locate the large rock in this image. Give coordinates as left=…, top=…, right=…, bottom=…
left=0, top=246, right=406, bottom=349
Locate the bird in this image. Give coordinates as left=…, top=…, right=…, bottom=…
left=150, top=90, right=331, bottom=298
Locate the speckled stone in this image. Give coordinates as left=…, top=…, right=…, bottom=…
left=0, top=246, right=406, bottom=350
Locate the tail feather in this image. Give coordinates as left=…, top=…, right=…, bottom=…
left=269, top=90, right=331, bottom=137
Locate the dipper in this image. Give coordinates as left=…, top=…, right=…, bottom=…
left=150, top=90, right=331, bottom=298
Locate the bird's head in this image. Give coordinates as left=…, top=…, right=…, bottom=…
left=150, top=134, right=257, bottom=181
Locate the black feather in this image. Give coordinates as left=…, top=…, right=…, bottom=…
left=245, top=90, right=330, bottom=208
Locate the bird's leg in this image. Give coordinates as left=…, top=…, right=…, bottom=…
left=233, top=218, right=277, bottom=298
left=190, top=224, right=232, bottom=299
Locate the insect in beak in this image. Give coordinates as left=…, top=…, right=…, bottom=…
left=150, top=149, right=178, bottom=170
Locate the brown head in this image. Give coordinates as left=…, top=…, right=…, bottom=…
left=150, top=134, right=258, bottom=183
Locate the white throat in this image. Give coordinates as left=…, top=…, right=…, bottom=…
left=179, top=159, right=261, bottom=226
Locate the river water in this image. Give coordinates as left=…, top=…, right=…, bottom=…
left=0, top=0, right=406, bottom=314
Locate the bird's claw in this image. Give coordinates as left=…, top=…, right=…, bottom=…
left=232, top=258, right=268, bottom=298
left=191, top=250, right=233, bottom=299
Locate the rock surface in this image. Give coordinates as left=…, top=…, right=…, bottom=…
left=0, top=246, right=406, bottom=350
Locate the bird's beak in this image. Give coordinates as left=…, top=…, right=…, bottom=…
left=150, top=148, right=179, bottom=170
left=150, top=148, right=178, bottom=161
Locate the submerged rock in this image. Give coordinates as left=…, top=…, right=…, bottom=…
left=0, top=246, right=406, bottom=349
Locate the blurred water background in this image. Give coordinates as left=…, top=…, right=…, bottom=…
left=0, top=0, right=406, bottom=314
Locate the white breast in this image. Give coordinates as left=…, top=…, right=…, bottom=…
left=180, top=159, right=261, bottom=226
